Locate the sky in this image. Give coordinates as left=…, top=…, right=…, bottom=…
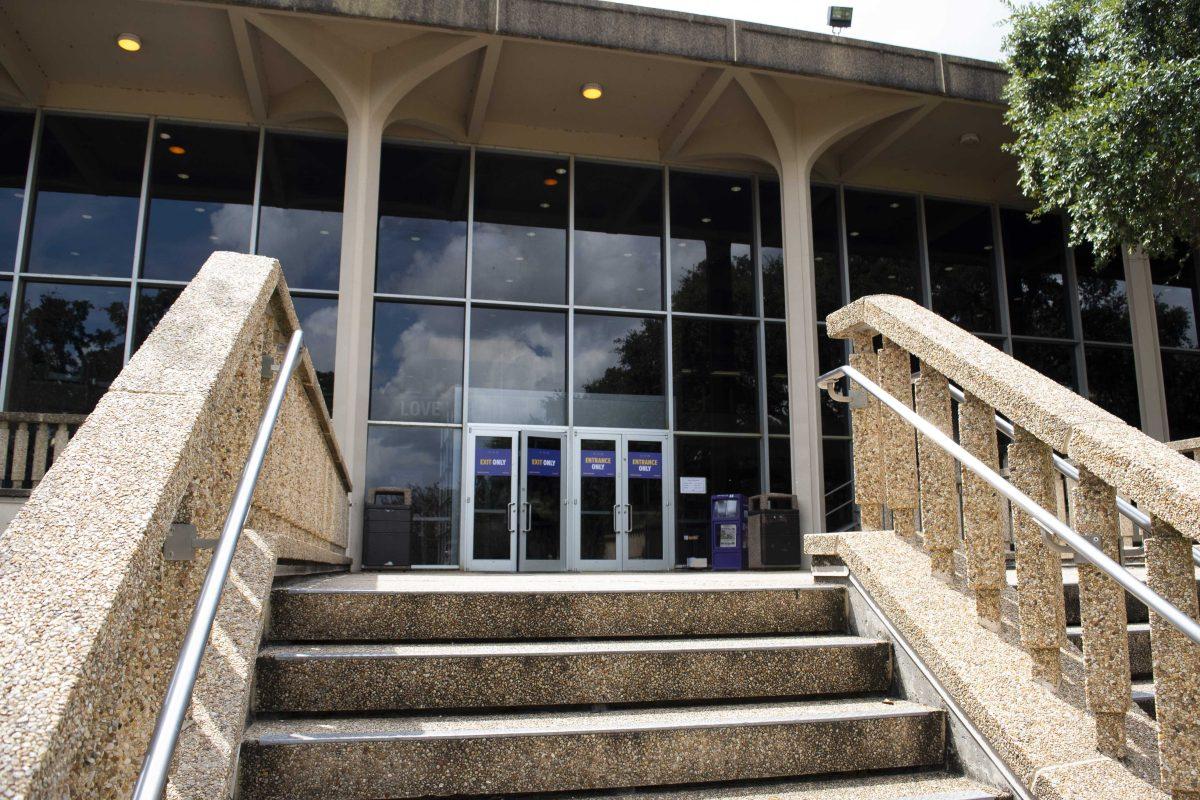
left=609, top=0, right=1019, bottom=62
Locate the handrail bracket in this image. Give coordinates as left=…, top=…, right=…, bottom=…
left=163, top=523, right=220, bottom=562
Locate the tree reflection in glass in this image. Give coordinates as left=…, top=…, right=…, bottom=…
left=670, top=171, right=755, bottom=316
left=9, top=282, right=127, bottom=414
left=573, top=313, right=664, bottom=428
left=132, top=285, right=183, bottom=354
left=760, top=180, right=786, bottom=318
left=1084, top=344, right=1140, bottom=426
left=672, top=317, right=758, bottom=432
left=845, top=190, right=921, bottom=303
left=1150, top=245, right=1199, bottom=349
left=1074, top=243, right=1132, bottom=343
left=927, top=199, right=998, bottom=332
left=574, top=161, right=662, bottom=310
left=0, top=111, right=34, bottom=271
left=1001, top=210, right=1071, bottom=338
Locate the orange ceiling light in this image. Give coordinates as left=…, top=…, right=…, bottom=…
left=580, top=82, right=603, bottom=100
left=168, top=145, right=186, bottom=155
left=543, top=177, right=559, bottom=187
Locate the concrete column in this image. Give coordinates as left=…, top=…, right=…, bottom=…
left=877, top=338, right=918, bottom=541
left=958, top=391, right=1006, bottom=630
left=332, top=113, right=384, bottom=569
left=848, top=332, right=883, bottom=530
left=913, top=363, right=957, bottom=580
left=1070, top=467, right=1131, bottom=758
left=1144, top=517, right=1200, bottom=799
left=1008, top=426, right=1066, bottom=686
left=1123, top=246, right=1169, bottom=441
left=777, top=158, right=824, bottom=532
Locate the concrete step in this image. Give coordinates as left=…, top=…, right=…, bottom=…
left=568, top=771, right=1008, bottom=799
left=1132, top=680, right=1155, bottom=718
left=238, top=698, right=946, bottom=800
left=1065, top=622, right=1152, bottom=678
left=269, top=578, right=847, bottom=641
left=255, top=634, right=892, bottom=713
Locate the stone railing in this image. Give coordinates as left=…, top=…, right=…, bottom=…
left=824, top=294, right=1199, bottom=799
left=0, top=411, right=87, bottom=492
left=0, top=252, right=351, bottom=800
left=1170, top=437, right=1200, bottom=460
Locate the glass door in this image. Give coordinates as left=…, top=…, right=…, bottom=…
left=574, top=433, right=621, bottom=571
left=465, top=426, right=518, bottom=571
left=519, top=431, right=567, bottom=570
left=623, top=436, right=669, bottom=570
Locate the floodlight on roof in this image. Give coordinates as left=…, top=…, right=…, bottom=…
left=828, top=6, right=853, bottom=30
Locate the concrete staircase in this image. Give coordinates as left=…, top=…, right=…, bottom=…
left=236, top=575, right=1007, bottom=800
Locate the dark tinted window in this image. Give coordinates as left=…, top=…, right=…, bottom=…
left=27, top=115, right=146, bottom=278
left=844, top=190, right=920, bottom=303
left=1084, top=344, right=1139, bottom=427
left=365, top=425, right=461, bottom=565
left=760, top=180, right=785, bottom=318
left=574, top=162, right=662, bottom=310
left=370, top=301, right=463, bottom=423
left=926, top=199, right=998, bottom=332
left=258, top=133, right=345, bottom=291
left=472, top=152, right=567, bottom=304
left=0, top=278, right=9, bottom=368
left=1150, top=245, right=1198, bottom=349
left=376, top=144, right=468, bottom=297
left=142, top=123, right=258, bottom=281
left=0, top=111, right=34, bottom=271
left=1012, top=339, right=1077, bottom=390
left=674, top=435, right=760, bottom=564
left=291, top=294, right=337, bottom=411
left=823, top=438, right=854, bottom=531
left=133, top=285, right=182, bottom=352
left=669, top=171, right=754, bottom=315
left=1075, top=243, right=1131, bottom=343
left=1001, top=210, right=1071, bottom=338
left=469, top=306, right=566, bottom=425
left=672, top=317, right=758, bottom=432
left=818, top=326, right=849, bottom=436
left=769, top=437, right=791, bottom=495
left=1162, top=350, right=1200, bottom=438
left=765, top=322, right=788, bottom=434
left=812, top=185, right=842, bottom=319
left=9, top=281, right=127, bottom=414
left=573, top=313, right=665, bottom=428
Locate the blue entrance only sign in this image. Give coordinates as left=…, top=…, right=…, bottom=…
left=628, top=451, right=662, bottom=479
left=581, top=449, right=616, bottom=477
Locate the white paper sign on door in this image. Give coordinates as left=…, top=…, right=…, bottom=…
left=679, top=476, right=707, bottom=495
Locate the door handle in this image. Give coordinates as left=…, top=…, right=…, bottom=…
left=507, top=501, right=517, bottom=533
left=612, top=504, right=622, bottom=534
left=624, top=503, right=633, bottom=533
left=521, top=501, right=532, bottom=533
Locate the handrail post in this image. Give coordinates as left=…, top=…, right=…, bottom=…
left=878, top=338, right=919, bottom=542
left=957, top=390, right=1006, bottom=631
left=1143, top=517, right=1200, bottom=799
left=913, top=362, right=958, bottom=581
left=849, top=333, right=884, bottom=529
left=1071, top=466, right=1131, bottom=758
left=1008, top=425, right=1066, bottom=687
left=131, top=329, right=304, bottom=800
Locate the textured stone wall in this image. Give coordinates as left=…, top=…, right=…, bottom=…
left=0, top=252, right=350, bottom=800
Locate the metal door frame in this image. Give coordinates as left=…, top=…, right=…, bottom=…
left=518, top=429, right=569, bottom=571
left=463, top=425, right=520, bottom=571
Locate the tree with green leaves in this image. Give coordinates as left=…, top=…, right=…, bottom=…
left=1003, top=0, right=1200, bottom=259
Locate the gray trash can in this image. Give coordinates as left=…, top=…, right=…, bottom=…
left=747, top=493, right=802, bottom=568
left=362, top=487, right=413, bottom=569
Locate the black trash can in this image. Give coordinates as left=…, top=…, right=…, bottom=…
left=747, top=493, right=802, bottom=568
left=362, top=487, right=413, bottom=569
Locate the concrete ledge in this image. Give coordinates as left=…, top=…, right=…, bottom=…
left=808, top=531, right=1166, bottom=799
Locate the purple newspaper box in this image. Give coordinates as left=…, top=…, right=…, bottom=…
left=710, top=493, right=747, bottom=570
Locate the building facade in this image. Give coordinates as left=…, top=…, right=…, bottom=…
left=0, top=0, right=1197, bottom=569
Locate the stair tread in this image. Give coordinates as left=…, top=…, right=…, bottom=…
left=277, top=571, right=826, bottom=595
left=1065, top=622, right=1149, bottom=635
left=1131, top=680, right=1155, bottom=698
left=260, top=634, right=886, bottom=660
left=564, top=771, right=1006, bottom=799
left=245, top=697, right=936, bottom=744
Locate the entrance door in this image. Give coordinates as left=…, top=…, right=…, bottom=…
left=572, top=431, right=670, bottom=571
left=465, top=426, right=567, bottom=571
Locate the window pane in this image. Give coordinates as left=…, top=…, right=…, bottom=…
left=370, top=301, right=463, bottom=423
left=258, top=133, right=345, bottom=291
left=669, top=171, right=754, bottom=316
left=672, top=317, right=758, bottom=432
left=1084, top=344, right=1139, bottom=427
left=0, top=278, right=9, bottom=368
left=769, top=436, right=791, bottom=495
left=133, top=285, right=182, bottom=352
left=812, top=185, right=842, bottom=319
left=574, top=161, right=662, bottom=310
left=818, top=325, right=849, bottom=436
left=845, top=190, right=920, bottom=303
left=674, top=435, right=760, bottom=564
left=926, top=198, right=998, bottom=332
left=1162, top=350, right=1200, bottom=439
left=365, top=425, right=461, bottom=566
left=823, top=438, right=854, bottom=531
left=1151, top=245, right=1198, bottom=349
left=1075, top=243, right=1131, bottom=343
left=0, top=111, right=34, bottom=271
left=9, top=281, right=127, bottom=414
left=472, top=152, right=567, bottom=304
left=761, top=180, right=785, bottom=318
left=376, top=144, right=468, bottom=297
left=765, top=322, right=788, bottom=434
left=291, top=294, right=337, bottom=412
left=27, top=115, right=146, bottom=278
left=141, top=123, right=257, bottom=281
left=1012, top=339, right=1077, bottom=390
left=1001, top=210, right=1070, bottom=338
left=469, top=306, right=566, bottom=425
left=573, top=313, right=665, bottom=428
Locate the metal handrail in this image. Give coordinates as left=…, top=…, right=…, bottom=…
left=132, top=330, right=304, bottom=800
left=819, top=363, right=1200, bottom=646
left=943, top=383, right=1200, bottom=569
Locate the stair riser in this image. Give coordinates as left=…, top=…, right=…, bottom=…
left=239, top=713, right=946, bottom=800
left=255, top=642, right=892, bottom=713
left=269, top=588, right=847, bottom=641
left=1063, top=580, right=1199, bottom=626
left=1066, top=627, right=1152, bottom=678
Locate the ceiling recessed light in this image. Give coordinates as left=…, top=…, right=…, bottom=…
left=959, top=132, right=981, bottom=147
left=701, top=217, right=712, bottom=223
left=209, top=235, right=219, bottom=241
left=849, top=231, right=860, bottom=237
left=168, top=145, right=186, bottom=155
left=177, top=173, right=189, bottom=180
left=623, top=253, right=632, bottom=258
left=69, top=251, right=80, bottom=256
left=730, top=185, right=742, bottom=192
left=159, top=132, right=171, bottom=140
left=580, top=82, right=603, bottom=100
left=515, top=256, right=525, bottom=261
left=410, top=235, right=421, bottom=242
left=194, top=207, right=205, bottom=213
left=539, top=202, right=550, bottom=209
left=320, top=230, right=329, bottom=235
left=1030, top=219, right=1041, bottom=225
left=555, top=167, right=567, bottom=175
left=889, top=202, right=900, bottom=209
left=116, top=33, right=142, bottom=52
left=526, top=231, right=537, bottom=237
left=983, top=244, right=993, bottom=251
left=80, top=213, right=92, bottom=220
left=543, top=177, right=559, bottom=187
